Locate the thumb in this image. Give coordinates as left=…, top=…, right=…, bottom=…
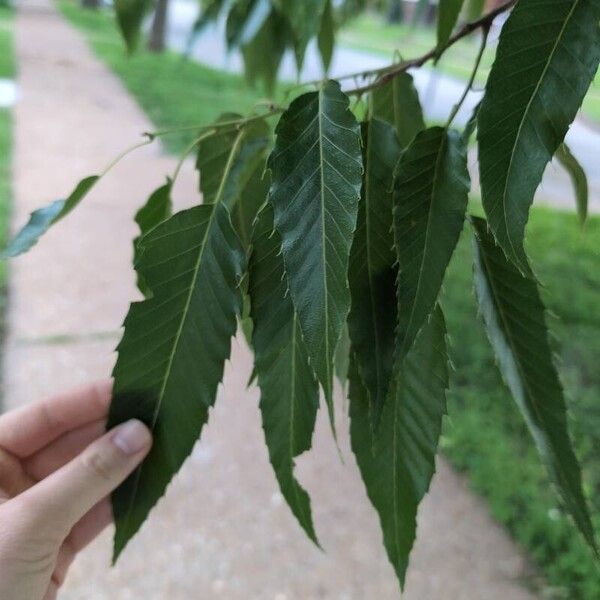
left=19, top=420, right=152, bottom=537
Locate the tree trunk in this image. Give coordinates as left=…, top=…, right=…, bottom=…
left=387, top=0, right=403, bottom=23
left=148, top=0, right=169, bottom=53
left=81, top=0, right=101, bottom=9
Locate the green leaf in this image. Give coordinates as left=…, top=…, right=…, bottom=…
left=231, top=164, right=270, bottom=251
left=348, top=119, right=400, bottom=425
left=393, top=127, right=469, bottom=363
left=318, top=0, right=335, bottom=72
left=555, top=143, right=588, bottom=225
left=186, top=0, right=228, bottom=53
left=196, top=118, right=270, bottom=208
left=334, top=322, right=350, bottom=390
left=278, top=0, right=327, bottom=70
left=241, top=10, right=290, bottom=93
left=471, top=214, right=596, bottom=553
left=268, top=80, right=363, bottom=431
left=109, top=203, right=245, bottom=560
left=350, top=305, right=449, bottom=589
left=437, top=0, right=465, bottom=51
left=478, top=0, right=600, bottom=272
left=2, top=175, right=99, bottom=258
left=225, top=0, right=271, bottom=49
left=249, top=205, right=319, bottom=544
left=133, top=179, right=173, bottom=297
left=465, top=0, right=485, bottom=20
left=370, top=73, right=425, bottom=148
left=462, top=99, right=481, bottom=144
left=114, top=0, right=153, bottom=52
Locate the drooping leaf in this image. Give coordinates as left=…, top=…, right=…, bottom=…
left=2, top=175, right=99, bottom=258
left=350, top=306, right=449, bottom=589
left=370, top=72, right=425, bottom=148
left=334, top=322, right=350, bottom=390
left=231, top=164, right=270, bottom=250
left=186, top=0, right=228, bottom=54
left=109, top=203, right=245, bottom=560
left=226, top=0, right=271, bottom=50
left=268, top=80, right=363, bottom=430
left=278, top=0, right=327, bottom=70
left=318, top=0, right=335, bottom=72
left=249, top=205, right=319, bottom=543
left=393, top=127, right=469, bottom=363
left=196, top=117, right=270, bottom=208
left=471, top=215, right=596, bottom=552
left=555, top=143, right=588, bottom=225
left=242, top=9, right=290, bottom=93
left=114, top=0, right=153, bottom=53
left=133, top=179, right=173, bottom=297
left=478, top=0, right=600, bottom=272
left=348, top=119, right=400, bottom=426
left=465, top=0, right=485, bottom=20
left=437, top=0, right=465, bottom=51
left=462, top=99, right=481, bottom=144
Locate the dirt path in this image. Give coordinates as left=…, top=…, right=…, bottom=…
left=4, top=1, right=538, bottom=598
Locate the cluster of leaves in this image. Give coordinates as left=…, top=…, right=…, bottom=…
left=3, top=0, right=600, bottom=590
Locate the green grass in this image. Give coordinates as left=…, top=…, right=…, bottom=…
left=59, top=0, right=266, bottom=154
left=340, top=13, right=600, bottom=125
left=59, top=3, right=600, bottom=596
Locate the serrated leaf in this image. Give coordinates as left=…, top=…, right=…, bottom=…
left=318, top=0, right=335, bottom=72
left=196, top=117, right=270, bottom=208
left=109, top=203, right=245, bottom=560
left=3, top=175, right=99, bottom=258
left=350, top=305, right=448, bottom=589
left=393, top=127, right=469, bottom=363
left=348, top=119, right=400, bottom=426
left=226, top=0, right=271, bottom=49
left=437, top=0, right=465, bottom=51
left=268, top=80, right=363, bottom=430
left=114, top=0, right=153, bottom=52
left=231, top=164, right=270, bottom=251
left=241, top=9, right=290, bottom=93
left=370, top=72, right=425, bottom=149
left=249, top=205, right=319, bottom=544
left=471, top=214, right=596, bottom=553
left=133, top=179, right=173, bottom=297
left=555, top=143, right=588, bottom=225
left=478, top=0, right=600, bottom=272
left=278, top=0, right=327, bottom=70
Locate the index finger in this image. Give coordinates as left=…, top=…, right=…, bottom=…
left=0, top=381, right=112, bottom=458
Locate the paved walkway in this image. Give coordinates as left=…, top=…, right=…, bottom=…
left=4, top=1, right=538, bottom=598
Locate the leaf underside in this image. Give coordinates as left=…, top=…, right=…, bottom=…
left=350, top=305, right=449, bottom=589
left=478, top=0, right=600, bottom=272
left=348, top=119, right=400, bottom=426
left=268, top=80, right=363, bottom=430
left=393, top=127, right=469, bottom=364
left=109, top=203, right=245, bottom=561
left=249, top=205, right=319, bottom=544
left=471, top=215, right=596, bottom=552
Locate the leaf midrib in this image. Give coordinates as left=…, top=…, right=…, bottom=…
left=119, top=129, right=246, bottom=538
left=500, top=0, right=581, bottom=260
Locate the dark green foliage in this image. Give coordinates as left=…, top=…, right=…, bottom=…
left=471, top=215, right=596, bottom=551
left=268, top=80, right=362, bottom=429
left=11, top=0, right=600, bottom=591
left=114, top=0, right=153, bottom=52
left=478, top=0, right=600, bottom=272
left=555, top=143, right=588, bottom=225
left=249, top=205, right=319, bottom=543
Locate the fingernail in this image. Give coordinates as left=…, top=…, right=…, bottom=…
left=112, top=420, right=152, bottom=455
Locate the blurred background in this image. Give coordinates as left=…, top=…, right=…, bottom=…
left=0, top=0, right=598, bottom=598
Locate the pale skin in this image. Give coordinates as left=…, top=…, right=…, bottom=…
left=0, top=381, right=152, bottom=600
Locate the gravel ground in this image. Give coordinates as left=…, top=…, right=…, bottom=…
left=3, top=1, right=538, bottom=598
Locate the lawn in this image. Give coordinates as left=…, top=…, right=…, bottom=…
left=339, top=13, right=600, bottom=124
left=60, top=4, right=600, bottom=597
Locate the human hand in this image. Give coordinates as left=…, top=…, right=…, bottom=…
left=0, top=381, right=152, bottom=600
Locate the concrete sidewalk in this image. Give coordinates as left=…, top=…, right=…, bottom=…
left=4, top=1, right=537, bottom=598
